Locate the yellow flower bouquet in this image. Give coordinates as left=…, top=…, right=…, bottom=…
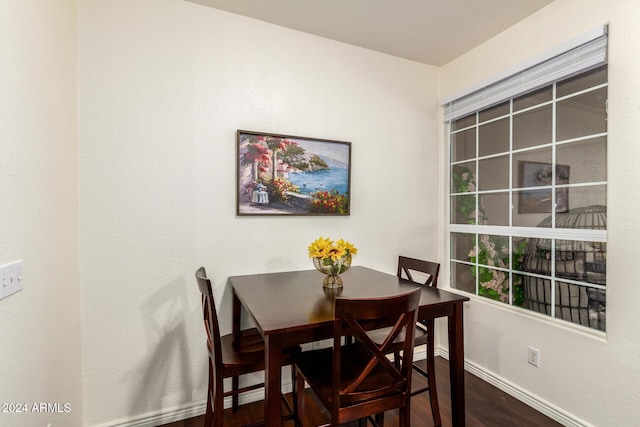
left=308, top=237, right=357, bottom=288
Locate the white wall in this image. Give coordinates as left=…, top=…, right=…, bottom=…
left=13, top=1, right=636, bottom=426
left=0, top=1, right=82, bottom=427
left=440, top=0, right=640, bottom=425
left=78, top=0, right=439, bottom=424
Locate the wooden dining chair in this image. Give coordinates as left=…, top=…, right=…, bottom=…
left=398, top=256, right=443, bottom=426
left=366, top=256, right=442, bottom=426
left=195, top=267, right=298, bottom=427
left=294, top=288, right=421, bottom=427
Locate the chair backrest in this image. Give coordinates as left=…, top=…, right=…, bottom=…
left=397, top=255, right=440, bottom=288
left=195, top=267, right=223, bottom=387
left=332, top=288, right=421, bottom=412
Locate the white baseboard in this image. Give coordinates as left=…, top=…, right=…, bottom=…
left=436, top=347, right=593, bottom=427
left=101, top=348, right=590, bottom=427
left=101, top=378, right=293, bottom=427
left=105, top=402, right=205, bottom=427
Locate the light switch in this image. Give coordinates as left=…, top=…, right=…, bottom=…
left=0, top=260, right=23, bottom=301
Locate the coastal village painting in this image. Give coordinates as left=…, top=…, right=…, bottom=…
left=237, top=130, right=351, bottom=215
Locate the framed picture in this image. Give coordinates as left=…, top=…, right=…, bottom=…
left=236, top=130, right=351, bottom=216
left=518, top=161, right=570, bottom=214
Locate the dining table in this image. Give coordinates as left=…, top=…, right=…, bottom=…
left=229, top=266, right=470, bottom=426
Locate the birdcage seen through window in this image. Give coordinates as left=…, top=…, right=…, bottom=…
left=519, top=206, right=606, bottom=331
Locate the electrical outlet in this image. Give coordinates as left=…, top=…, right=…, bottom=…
left=528, top=346, right=541, bottom=367
left=0, top=260, right=23, bottom=301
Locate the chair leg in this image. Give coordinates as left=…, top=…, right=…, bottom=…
left=231, top=375, right=240, bottom=411
left=205, top=359, right=216, bottom=427
left=393, top=350, right=401, bottom=369
left=399, top=407, right=408, bottom=427
left=296, top=369, right=306, bottom=427
left=425, top=356, right=441, bottom=426
left=425, top=322, right=441, bottom=427
left=291, top=365, right=300, bottom=427
left=375, top=412, right=384, bottom=427
left=204, top=390, right=215, bottom=426
left=212, top=372, right=224, bottom=427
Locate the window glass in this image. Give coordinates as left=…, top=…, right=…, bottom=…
left=512, top=237, right=532, bottom=274
left=451, top=113, right=476, bottom=131
left=451, top=162, right=476, bottom=193
left=563, top=185, right=607, bottom=214
left=451, top=194, right=476, bottom=225
left=475, top=234, right=510, bottom=302
left=512, top=191, right=554, bottom=227
left=450, top=261, right=476, bottom=294
left=512, top=207, right=550, bottom=228
left=555, top=240, right=606, bottom=285
left=513, top=105, right=552, bottom=150
left=517, top=189, right=554, bottom=216
left=451, top=128, right=476, bottom=162
left=451, top=232, right=475, bottom=261
left=555, top=205, right=607, bottom=230
left=478, top=155, right=509, bottom=191
left=512, top=148, right=553, bottom=188
left=556, top=137, right=607, bottom=184
left=479, top=101, right=509, bottom=122
left=478, top=268, right=510, bottom=302
left=519, top=273, right=552, bottom=316
left=520, top=237, right=553, bottom=276
left=554, top=281, right=593, bottom=327
left=479, top=118, right=509, bottom=157
left=478, top=192, right=509, bottom=226
left=557, top=65, right=607, bottom=98
left=514, top=87, right=552, bottom=111
left=556, top=88, right=607, bottom=141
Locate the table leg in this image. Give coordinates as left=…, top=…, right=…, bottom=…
left=264, top=334, right=283, bottom=427
left=232, top=291, right=241, bottom=341
left=448, top=303, right=466, bottom=427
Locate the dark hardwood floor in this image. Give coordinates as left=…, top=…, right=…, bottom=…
left=160, top=356, right=562, bottom=427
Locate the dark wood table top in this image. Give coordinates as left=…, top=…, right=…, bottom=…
left=229, top=266, right=469, bottom=337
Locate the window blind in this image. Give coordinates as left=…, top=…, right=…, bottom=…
left=442, top=25, right=608, bottom=123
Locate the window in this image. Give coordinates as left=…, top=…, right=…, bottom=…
left=446, top=31, right=607, bottom=332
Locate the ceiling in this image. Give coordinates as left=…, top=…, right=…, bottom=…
left=186, top=0, right=554, bottom=66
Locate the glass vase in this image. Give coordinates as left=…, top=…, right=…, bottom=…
left=312, top=254, right=352, bottom=289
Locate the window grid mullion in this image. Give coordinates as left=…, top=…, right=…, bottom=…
left=509, top=98, right=514, bottom=305
left=552, top=81, right=557, bottom=228
left=475, top=111, right=480, bottom=296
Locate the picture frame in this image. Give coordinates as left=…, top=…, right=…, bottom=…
left=236, top=130, right=351, bottom=216
left=518, top=161, right=570, bottom=214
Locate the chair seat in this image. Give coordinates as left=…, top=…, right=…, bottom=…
left=219, top=332, right=265, bottom=372
left=232, top=327, right=265, bottom=353
left=296, top=342, right=405, bottom=406
left=366, top=322, right=428, bottom=350
left=220, top=328, right=300, bottom=375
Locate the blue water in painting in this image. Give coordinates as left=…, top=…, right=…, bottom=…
left=288, top=167, right=349, bottom=196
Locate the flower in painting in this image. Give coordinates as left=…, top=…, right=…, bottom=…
left=310, top=190, right=348, bottom=214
